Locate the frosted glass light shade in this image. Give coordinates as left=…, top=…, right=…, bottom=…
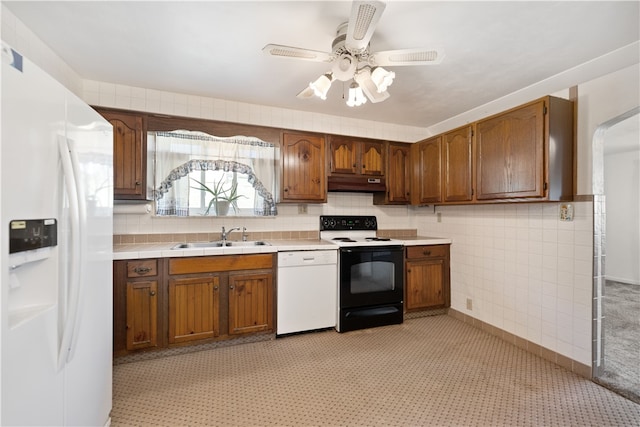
left=370, top=67, right=395, bottom=93
left=346, top=82, right=367, bottom=107
left=309, top=73, right=333, bottom=100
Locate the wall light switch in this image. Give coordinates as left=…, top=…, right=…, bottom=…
left=560, top=204, right=574, bottom=221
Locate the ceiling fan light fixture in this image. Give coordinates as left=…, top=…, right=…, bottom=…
left=309, top=73, right=333, bottom=100
left=370, top=66, right=395, bottom=93
left=346, top=82, right=367, bottom=107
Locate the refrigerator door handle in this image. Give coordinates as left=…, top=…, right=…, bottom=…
left=57, top=136, right=85, bottom=369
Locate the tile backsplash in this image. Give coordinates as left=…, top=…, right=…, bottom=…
left=114, top=192, right=415, bottom=236
left=415, top=201, right=594, bottom=366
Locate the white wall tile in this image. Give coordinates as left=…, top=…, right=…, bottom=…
left=417, top=201, right=594, bottom=364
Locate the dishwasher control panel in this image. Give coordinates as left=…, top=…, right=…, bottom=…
left=277, top=250, right=337, bottom=267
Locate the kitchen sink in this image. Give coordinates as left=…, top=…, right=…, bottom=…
left=224, top=240, right=270, bottom=247
left=171, top=241, right=270, bottom=250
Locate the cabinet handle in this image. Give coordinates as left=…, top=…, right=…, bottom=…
left=284, top=188, right=288, bottom=192
left=229, top=285, right=234, bottom=290
left=149, top=290, right=156, bottom=296
left=407, top=269, right=411, bottom=273
left=214, top=285, right=218, bottom=291
left=134, top=266, right=151, bottom=274
left=353, top=163, right=357, bottom=168
left=135, top=181, right=141, bottom=186
left=423, top=250, right=431, bottom=256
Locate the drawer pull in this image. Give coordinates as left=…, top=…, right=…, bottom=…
left=423, top=250, right=431, bottom=256
left=134, top=266, right=151, bottom=274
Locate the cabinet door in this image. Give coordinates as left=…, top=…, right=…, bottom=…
left=387, top=143, right=411, bottom=203
left=228, top=272, right=273, bottom=335
left=282, top=132, right=326, bottom=202
left=100, top=111, right=145, bottom=199
left=330, top=137, right=358, bottom=174
left=411, top=136, right=442, bottom=204
left=405, top=259, right=445, bottom=310
left=443, top=126, right=473, bottom=202
left=126, top=280, right=158, bottom=350
left=476, top=101, right=545, bottom=200
left=360, top=141, right=384, bottom=176
left=168, top=276, right=220, bottom=344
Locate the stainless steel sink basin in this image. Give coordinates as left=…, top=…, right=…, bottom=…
left=171, top=241, right=270, bottom=250
left=225, top=240, right=270, bottom=247
left=171, top=242, right=224, bottom=249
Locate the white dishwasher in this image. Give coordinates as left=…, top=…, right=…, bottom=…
left=277, top=250, right=338, bottom=335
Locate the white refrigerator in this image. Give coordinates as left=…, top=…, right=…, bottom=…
left=1, top=43, right=113, bottom=426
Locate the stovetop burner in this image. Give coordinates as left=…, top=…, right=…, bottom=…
left=365, top=237, right=391, bottom=242
left=333, top=237, right=357, bottom=243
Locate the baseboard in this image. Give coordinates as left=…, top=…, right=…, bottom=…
left=447, top=308, right=592, bottom=379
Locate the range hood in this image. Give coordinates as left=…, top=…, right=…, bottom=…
left=327, top=176, right=386, bottom=192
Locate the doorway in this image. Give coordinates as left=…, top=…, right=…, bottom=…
left=592, top=108, right=640, bottom=403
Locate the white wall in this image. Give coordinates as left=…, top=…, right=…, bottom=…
left=603, top=116, right=640, bottom=285
left=1, top=5, right=83, bottom=95
left=416, top=202, right=594, bottom=365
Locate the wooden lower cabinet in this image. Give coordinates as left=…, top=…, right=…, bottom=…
left=405, top=245, right=450, bottom=312
left=126, top=280, right=158, bottom=350
left=168, top=275, right=220, bottom=343
left=228, top=272, right=273, bottom=335
left=113, top=253, right=275, bottom=356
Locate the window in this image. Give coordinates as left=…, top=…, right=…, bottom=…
left=150, top=131, right=278, bottom=217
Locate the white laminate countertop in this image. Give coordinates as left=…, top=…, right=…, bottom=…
left=112, top=236, right=452, bottom=260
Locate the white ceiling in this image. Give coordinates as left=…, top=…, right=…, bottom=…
left=5, top=1, right=639, bottom=128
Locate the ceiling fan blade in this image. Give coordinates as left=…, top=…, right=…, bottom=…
left=369, top=47, right=445, bottom=66
left=345, top=1, right=386, bottom=53
left=262, top=44, right=334, bottom=63
left=296, top=86, right=315, bottom=99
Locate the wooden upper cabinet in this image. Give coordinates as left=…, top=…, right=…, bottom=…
left=98, top=109, right=146, bottom=200
left=443, top=125, right=473, bottom=202
left=360, top=141, right=384, bottom=176
left=411, top=136, right=442, bottom=205
left=374, top=142, right=411, bottom=205
left=330, top=137, right=358, bottom=174
left=475, top=96, right=573, bottom=202
left=476, top=101, right=544, bottom=200
left=329, top=137, right=384, bottom=176
left=281, top=132, right=327, bottom=202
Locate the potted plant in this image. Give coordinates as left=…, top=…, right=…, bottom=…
left=191, top=177, right=245, bottom=216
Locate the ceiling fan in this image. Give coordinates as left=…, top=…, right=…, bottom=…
left=262, top=0, right=444, bottom=106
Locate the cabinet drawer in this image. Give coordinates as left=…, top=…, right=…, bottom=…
left=127, top=259, right=158, bottom=277
left=406, top=245, right=449, bottom=260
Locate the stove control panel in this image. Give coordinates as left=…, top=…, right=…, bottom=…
left=320, top=215, right=377, bottom=231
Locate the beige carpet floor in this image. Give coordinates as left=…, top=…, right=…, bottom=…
left=112, top=315, right=640, bottom=426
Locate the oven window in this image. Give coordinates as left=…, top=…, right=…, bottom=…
left=350, top=260, right=395, bottom=294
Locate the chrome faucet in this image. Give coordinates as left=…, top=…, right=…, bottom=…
left=221, top=226, right=241, bottom=243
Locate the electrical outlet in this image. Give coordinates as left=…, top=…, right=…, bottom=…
left=466, top=298, right=473, bottom=310
left=298, top=204, right=308, bottom=214
left=437, top=212, right=442, bottom=223
left=560, top=204, right=573, bottom=221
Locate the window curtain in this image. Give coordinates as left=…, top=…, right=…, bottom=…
left=151, top=130, right=278, bottom=216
